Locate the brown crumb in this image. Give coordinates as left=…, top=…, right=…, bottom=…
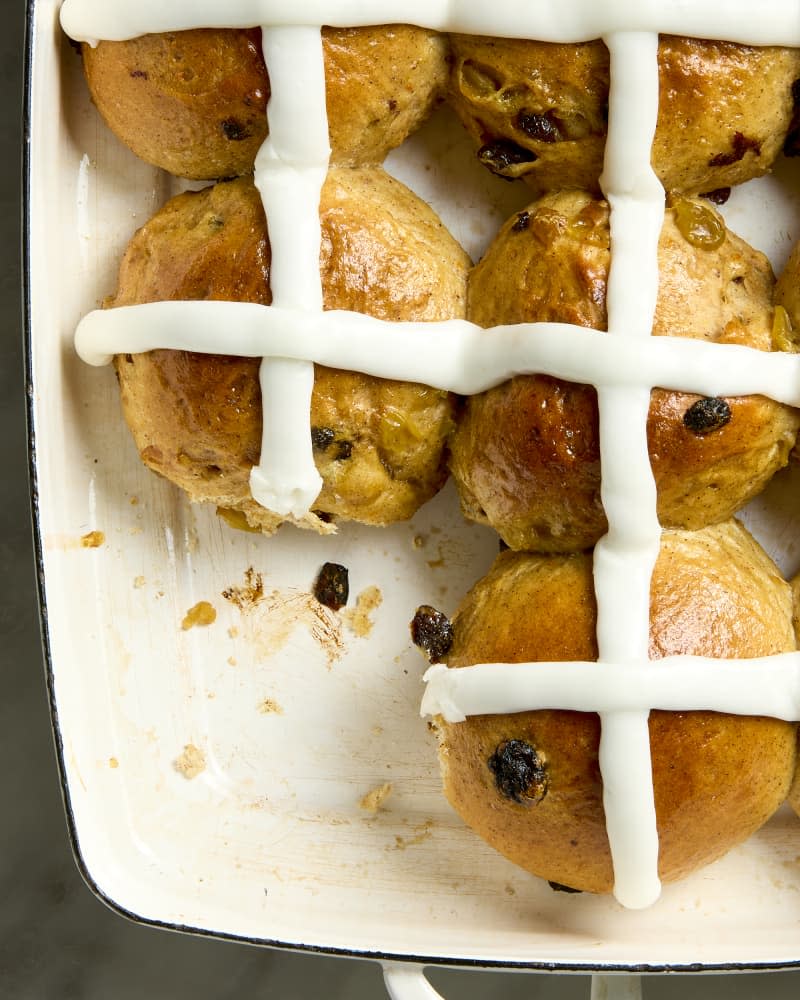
left=133, top=576, right=146, bottom=589
left=344, top=586, right=382, bottom=637
left=258, top=698, right=284, bottom=715
left=108, top=757, right=119, bottom=769
left=181, top=601, right=217, bottom=630
left=359, top=782, right=393, bottom=813
left=80, top=530, right=105, bottom=548
left=222, top=567, right=264, bottom=611
left=173, top=744, right=206, bottom=779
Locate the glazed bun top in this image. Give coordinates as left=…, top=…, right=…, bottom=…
left=82, top=25, right=448, bottom=179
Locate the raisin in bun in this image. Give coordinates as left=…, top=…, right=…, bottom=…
left=82, top=26, right=447, bottom=179
left=776, top=239, right=800, bottom=338
left=449, top=190, right=800, bottom=552
left=110, top=167, right=470, bottom=533
left=448, top=34, right=800, bottom=196
left=429, top=519, right=798, bottom=894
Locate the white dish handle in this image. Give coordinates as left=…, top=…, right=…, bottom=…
left=382, top=964, right=643, bottom=999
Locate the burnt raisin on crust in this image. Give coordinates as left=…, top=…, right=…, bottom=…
left=548, top=881, right=583, bottom=894
left=477, top=139, right=538, bottom=176
left=488, top=739, right=548, bottom=805
left=410, top=605, right=454, bottom=663
left=708, top=131, right=762, bottom=167
left=683, top=397, right=732, bottom=435
left=784, top=79, right=800, bottom=156
left=311, top=426, right=336, bottom=451
left=313, top=562, right=350, bottom=610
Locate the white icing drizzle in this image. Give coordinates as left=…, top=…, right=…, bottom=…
left=60, top=0, right=800, bottom=910
left=422, top=655, right=800, bottom=722
left=592, top=31, right=664, bottom=910
left=60, top=0, right=800, bottom=46
left=250, top=26, right=328, bottom=517
left=73, top=304, right=800, bottom=407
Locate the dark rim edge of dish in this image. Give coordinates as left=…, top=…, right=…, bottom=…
left=20, top=0, right=800, bottom=977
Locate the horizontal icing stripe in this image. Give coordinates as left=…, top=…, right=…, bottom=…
left=74, top=301, right=800, bottom=405
left=60, top=0, right=800, bottom=46
left=421, top=653, right=800, bottom=723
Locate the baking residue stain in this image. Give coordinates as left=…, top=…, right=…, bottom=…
left=393, top=820, right=434, bottom=850
left=173, top=743, right=206, bottom=780
left=181, top=601, right=217, bottom=630
left=81, top=530, right=105, bottom=548
left=258, top=697, right=284, bottom=715
left=359, top=782, right=393, bottom=813
left=222, top=566, right=344, bottom=668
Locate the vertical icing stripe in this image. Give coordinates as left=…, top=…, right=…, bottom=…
left=593, top=32, right=664, bottom=908
left=249, top=26, right=329, bottom=518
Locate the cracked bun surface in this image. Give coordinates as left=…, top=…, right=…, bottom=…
left=447, top=34, right=800, bottom=196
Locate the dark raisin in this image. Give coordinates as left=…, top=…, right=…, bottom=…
left=410, top=605, right=453, bottom=664
left=130, top=69, right=148, bottom=80
left=221, top=118, right=251, bottom=141
left=124, top=353, right=134, bottom=364
left=700, top=187, right=731, bottom=205
left=511, top=211, right=531, bottom=233
left=388, top=99, right=398, bottom=111
left=334, top=440, right=353, bottom=461
left=708, top=132, right=761, bottom=168
left=548, top=881, right=583, bottom=894
left=477, top=140, right=537, bottom=177
left=515, top=110, right=562, bottom=143
left=311, top=426, right=336, bottom=451
left=313, top=562, right=349, bottom=611
left=488, top=739, right=548, bottom=804
left=784, top=79, right=800, bottom=157
left=683, top=397, right=732, bottom=435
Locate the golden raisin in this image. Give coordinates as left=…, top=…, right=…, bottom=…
left=772, top=304, right=798, bottom=353
left=672, top=197, right=726, bottom=251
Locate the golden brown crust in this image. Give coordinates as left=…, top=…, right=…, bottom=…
left=776, top=240, right=800, bottom=337
left=448, top=34, right=800, bottom=196
left=436, top=520, right=798, bottom=893
left=449, top=191, right=800, bottom=551
left=110, top=169, right=470, bottom=531
left=83, top=25, right=448, bottom=179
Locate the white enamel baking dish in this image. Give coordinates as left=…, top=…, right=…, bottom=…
left=25, top=1, right=800, bottom=997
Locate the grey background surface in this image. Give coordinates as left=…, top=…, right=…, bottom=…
left=7, top=1, right=800, bottom=996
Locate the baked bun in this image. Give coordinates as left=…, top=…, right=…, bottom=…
left=109, top=168, right=470, bottom=532
left=449, top=190, right=800, bottom=552
left=448, top=35, right=800, bottom=196
left=776, top=239, right=800, bottom=336
left=429, top=519, right=798, bottom=894
left=82, top=26, right=448, bottom=179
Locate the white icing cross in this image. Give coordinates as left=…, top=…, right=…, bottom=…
left=61, top=0, right=800, bottom=909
